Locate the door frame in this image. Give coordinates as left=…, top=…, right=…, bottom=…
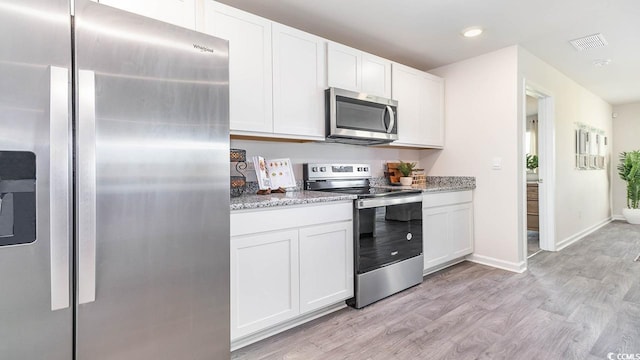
left=523, top=81, right=556, bottom=261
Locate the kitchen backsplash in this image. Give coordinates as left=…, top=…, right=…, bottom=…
left=231, top=139, right=426, bottom=180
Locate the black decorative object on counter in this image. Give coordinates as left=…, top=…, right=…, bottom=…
left=230, top=148, right=247, bottom=198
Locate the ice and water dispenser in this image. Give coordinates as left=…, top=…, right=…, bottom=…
left=0, top=151, right=36, bottom=246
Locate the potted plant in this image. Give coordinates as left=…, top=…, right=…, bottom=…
left=396, top=161, right=417, bottom=186
left=617, top=150, right=640, bottom=224
left=526, top=154, right=539, bottom=181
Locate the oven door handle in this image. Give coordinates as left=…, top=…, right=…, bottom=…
left=356, top=194, right=422, bottom=209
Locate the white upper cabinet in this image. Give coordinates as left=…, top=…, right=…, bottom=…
left=272, top=24, right=326, bottom=139
left=391, top=63, right=444, bottom=148
left=201, top=1, right=273, bottom=133
left=98, top=0, right=197, bottom=29
left=327, top=42, right=391, bottom=98
left=361, top=53, right=392, bottom=98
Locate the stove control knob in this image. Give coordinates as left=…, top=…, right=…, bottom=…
left=320, top=167, right=326, bottom=172
left=311, top=167, right=317, bottom=172
left=357, top=167, right=362, bottom=172
left=364, top=167, right=369, bottom=172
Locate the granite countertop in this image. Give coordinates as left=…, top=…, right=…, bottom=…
left=230, top=190, right=357, bottom=211
left=231, top=176, right=475, bottom=210
left=375, top=176, right=476, bottom=193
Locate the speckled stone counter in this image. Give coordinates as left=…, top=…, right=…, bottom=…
left=230, top=190, right=356, bottom=211
left=376, top=176, right=476, bottom=193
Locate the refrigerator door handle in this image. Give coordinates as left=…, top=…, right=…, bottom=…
left=77, top=69, right=97, bottom=305
left=50, top=66, right=71, bottom=311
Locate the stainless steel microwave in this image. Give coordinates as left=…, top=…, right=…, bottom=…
left=325, top=87, right=398, bottom=145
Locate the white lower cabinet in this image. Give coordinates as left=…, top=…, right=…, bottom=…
left=231, top=229, right=299, bottom=340
left=299, top=222, right=353, bottom=313
left=230, top=202, right=353, bottom=347
left=422, top=191, right=474, bottom=273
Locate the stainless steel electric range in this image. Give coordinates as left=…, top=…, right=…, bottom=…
left=304, top=163, right=424, bottom=308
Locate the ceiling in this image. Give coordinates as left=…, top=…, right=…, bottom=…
left=217, top=0, right=640, bottom=106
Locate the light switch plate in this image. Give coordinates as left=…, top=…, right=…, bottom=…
left=492, top=157, right=502, bottom=170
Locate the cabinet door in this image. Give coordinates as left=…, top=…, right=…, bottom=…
left=449, top=203, right=474, bottom=258
left=362, top=53, right=391, bottom=98
left=272, top=24, right=326, bottom=139
left=327, top=42, right=361, bottom=92
left=98, top=0, right=196, bottom=29
left=202, top=1, right=273, bottom=133
left=231, top=230, right=299, bottom=340
left=299, top=221, right=353, bottom=314
left=422, top=73, right=445, bottom=147
left=392, top=63, right=423, bottom=146
left=392, top=63, right=445, bottom=148
left=422, top=207, right=450, bottom=271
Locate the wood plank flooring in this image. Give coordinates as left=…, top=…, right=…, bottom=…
left=232, top=221, right=640, bottom=360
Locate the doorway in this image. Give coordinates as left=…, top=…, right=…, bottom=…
left=523, top=84, right=556, bottom=262
left=525, top=95, right=541, bottom=257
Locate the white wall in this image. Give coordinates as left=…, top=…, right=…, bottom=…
left=611, top=102, right=640, bottom=217
left=519, top=47, right=612, bottom=249
left=424, top=46, right=522, bottom=270
left=422, top=45, right=613, bottom=272
left=231, top=139, right=422, bottom=181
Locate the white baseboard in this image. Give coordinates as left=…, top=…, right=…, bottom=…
left=556, top=217, right=612, bottom=251
left=465, top=254, right=527, bottom=273
left=612, top=214, right=625, bottom=221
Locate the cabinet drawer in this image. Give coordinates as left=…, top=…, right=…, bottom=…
left=423, top=190, right=472, bottom=208
left=526, top=200, right=539, bottom=215
left=231, top=202, right=353, bottom=236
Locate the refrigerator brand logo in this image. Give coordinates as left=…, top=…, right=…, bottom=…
left=193, top=44, right=215, bottom=54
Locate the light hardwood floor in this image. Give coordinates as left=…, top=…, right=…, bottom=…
left=232, top=221, right=640, bottom=360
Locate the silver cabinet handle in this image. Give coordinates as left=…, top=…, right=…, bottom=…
left=385, top=105, right=395, bottom=134
left=77, top=69, right=97, bottom=305
left=49, top=66, right=71, bottom=311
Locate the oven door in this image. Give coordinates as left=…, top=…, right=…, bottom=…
left=355, top=194, right=422, bottom=274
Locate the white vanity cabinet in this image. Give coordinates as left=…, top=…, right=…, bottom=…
left=327, top=42, right=392, bottom=98
left=391, top=63, right=445, bottom=148
left=230, top=202, right=353, bottom=348
left=422, top=191, right=473, bottom=274
left=97, top=0, right=197, bottom=29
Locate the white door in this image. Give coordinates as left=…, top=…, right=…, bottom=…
left=202, top=1, right=273, bottom=133
left=299, top=221, right=353, bottom=313
left=272, top=23, right=326, bottom=139
left=98, top=0, right=196, bottom=29
left=231, top=230, right=299, bottom=339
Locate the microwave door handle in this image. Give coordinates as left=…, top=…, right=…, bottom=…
left=385, top=105, right=395, bottom=134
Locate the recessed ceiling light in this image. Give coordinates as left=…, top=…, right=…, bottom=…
left=462, top=27, right=483, bottom=38
left=593, top=59, right=612, bottom=67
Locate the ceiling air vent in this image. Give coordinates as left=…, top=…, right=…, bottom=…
left=569, top=33, right=608, bottom=51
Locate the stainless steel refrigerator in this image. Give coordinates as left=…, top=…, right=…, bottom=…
left=0, top=0, right=230, bottom=358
